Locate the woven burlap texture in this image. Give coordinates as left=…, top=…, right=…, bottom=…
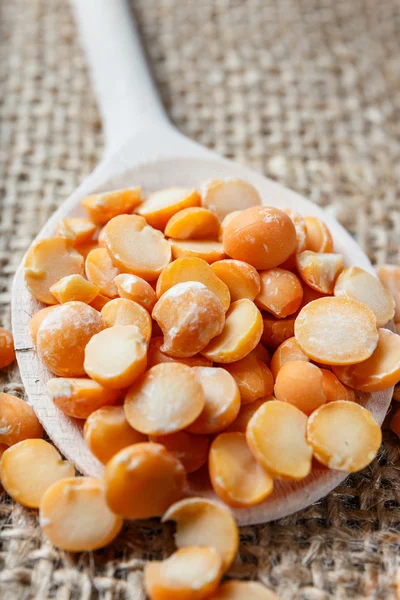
left=0, top=0, right=399, bottom=598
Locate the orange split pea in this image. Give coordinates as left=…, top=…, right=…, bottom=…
left=255, top=268, right=303, bottom=318
left=147, top=337, right=212, bottom=369
left=274, top=361, right=327, bottom=415
left=50, top=274, right=99, bottom=304
left=187, top=367, right=240, bottom=434
left=201, top=299, right=263, bottom=363
left=137, top=187, right=201, bottom=230
left=162, top=497, right=239, bottom=570
left=209, top=432, right=273, bottom=507
left=24, top=237, right=84, bottom=304
left=85, top=247, right=120, bottom=298
left=124, top=363, right=205, bottom=435
left=296, top=251, right=344, bottom=294
left=84, top=405, right=147, bottom=464
left=56, top=217, right=97, bottom=246
left=47, top=378, right=119, bottom=419
left=40, top=477, right=123, bottom=551
left=270, top=336, right=309, bottom=379
left=210, top=581, right=279, bottom=599
left=0, top=328, right=15, bottom=369
left=219, top=210, right=242, bottom=242
left=170, top=239, right=225, bottom=264
left=104, top=442, right=186, bottom=518
left=377, top=264, right=400, bottom=322
left=150, top=432, right=210, bottom=473
left=81, top=187, right=142, bottom=224
left=153, top=282, right=225, bottom=358
left=223, top=354, right=274, bottom=405
left=320, top=369, right=355, bottom=402
left=90, top=293, right=112, bottom=311
left=304, top=216, right=334, bottom=253
left=201, top=178, right=261, bottom=221
left=307, top=401, right=382, bottom=472
left=222, top=206, right=297, bottom=270
left=165, top=207, right=220, bottom=239
left=333, top=328, right=400, bottom=392
left=29, top=306, right=58, bottom=344
left=0, top=393, right=43, bottom=446
left=0, top=439, right=74, bottom=508
left=224, top=397, right=273, bottom=433
left=211, top=259, right=261, bottom=302
left=247, top=400, right=312, bottom=480
left=101, top=298, right=152, bottom=341
left=156, top=257, right=230, bottom=311
left=104, top=214, right=171, bottom=280
left=295, top=297, right=378, bottom=365
left=144, top=546, right=223, bottom=600
left=84, top=325, right=147, bottom=389
left=37, top=302, right=104, bottom=377
left=114, top=273, right=157, bottom=312
left=262, top=314, right=296, bottom=349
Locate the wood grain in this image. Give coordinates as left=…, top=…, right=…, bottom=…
left=11, top=130, right=393, bottom=526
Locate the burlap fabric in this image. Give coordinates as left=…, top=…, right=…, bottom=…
left=0, top=0, right=399, bottom=598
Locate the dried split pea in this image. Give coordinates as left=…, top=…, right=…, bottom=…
left=295, top=297, right=378, bottom=365
left=137, top=187, right=201, bottom=231
left=224, top=397, right=273, bottom=433
left=37, top=302, right=104, bottom=377
left=24, top=237, right=84, bottom=304
left=274, top=361, right=326, bottom=415
left=211, top=259, right=261, bottom=302
left=219, top=210, right=242, bottom=242
left=0, top=393, right=43, bottom=446
left=320, top=369, right=355, bottom=402
left=333, top=328, right=400, bottom=392
left=256, top=268, right=303, bottom=318
left=150, top=431, right=210, bottom=473
left=114, top=273, right=157, bottom=312
left=156, top=257, right=230, bottom=311
left=223, top=355, right=274, bottom=405
left=50, top=274, right=99, bottom=304
left=56, top=217, right=97, bottom=245
left=201, top=299, right=263, bottom=363
left=90, top=293, right=112, bottom=311
left=162, top=497, right=239, bottom=570
left=247, top=400, right=312, bottom=480
left=85, top=247, right=120, bottom=298
left=104, top=214, right=171, bottom=280
left=202, top=178, right=261, bottom=221
left=144, top=546, right=223, bottom=600
left=101, top=298, right=152, bottom=341
left=334, top=266, right=395, bottom=327
left=270, top=336, right=309, bottom=379
left=76, top=240, right=98, bottom=260
left=147, top=337, right=212, bottom=369
left=261, top=314, right=296, bottom=349
left=304, top=216, right=334, bottom=253
left=40, top=477, right=123, bottom=551
left=222, top=206, right=297, bottom=270
left=170, top=239, right=225, bottom=264
left=84, top=405, right=147, bottom=464
left=124, top=363, right=205, bottom=435
left=81, top=187, right=141, bottom=224
left=104, top=442, right=186, bottom=518
left=248, top=343, right=271, bottom=364
left=0, top=439, right=74, bottom=508
left=209, top=432, right=273, bottom=507
left=0, top=328, right=15, bottom=369
left=47, top=378, right=119, bottom=419
left=283, top=209, right=307, bottom=254
left=153, top=282, right=225, bottom=358
left=165, top=207, right=220, bottom=240
left=29, top=306, right=58, bottom=344
left=377, top=264, right=400, bottom=321
left=307, top=401, right=382, bottom=472
left=84, top=325, right=147, bottom=389
left=187, top=367, right=241, bottom=434
left=209, top=581, right=278, bottom=600
left=296, top=251, right=344, bottom=294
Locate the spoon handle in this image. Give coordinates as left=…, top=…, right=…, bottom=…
left=71, top=0, right=170, bottom=156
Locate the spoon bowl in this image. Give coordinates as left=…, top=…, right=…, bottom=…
left=11, top=0, right=393, bottom=526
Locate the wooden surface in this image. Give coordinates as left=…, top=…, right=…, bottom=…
left=11, top=126, right=393, bottom=526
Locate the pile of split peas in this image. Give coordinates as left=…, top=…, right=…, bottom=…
left=1, top=179, right=400, bottom=599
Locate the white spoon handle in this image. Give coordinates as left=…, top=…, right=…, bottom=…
left=71, top=0, right=170, bottom=156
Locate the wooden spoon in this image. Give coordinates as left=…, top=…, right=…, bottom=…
left=11, top=0, right=392, bottom=526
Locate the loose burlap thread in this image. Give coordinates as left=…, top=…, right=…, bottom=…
left=0, top=0, right=399, bottom=598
